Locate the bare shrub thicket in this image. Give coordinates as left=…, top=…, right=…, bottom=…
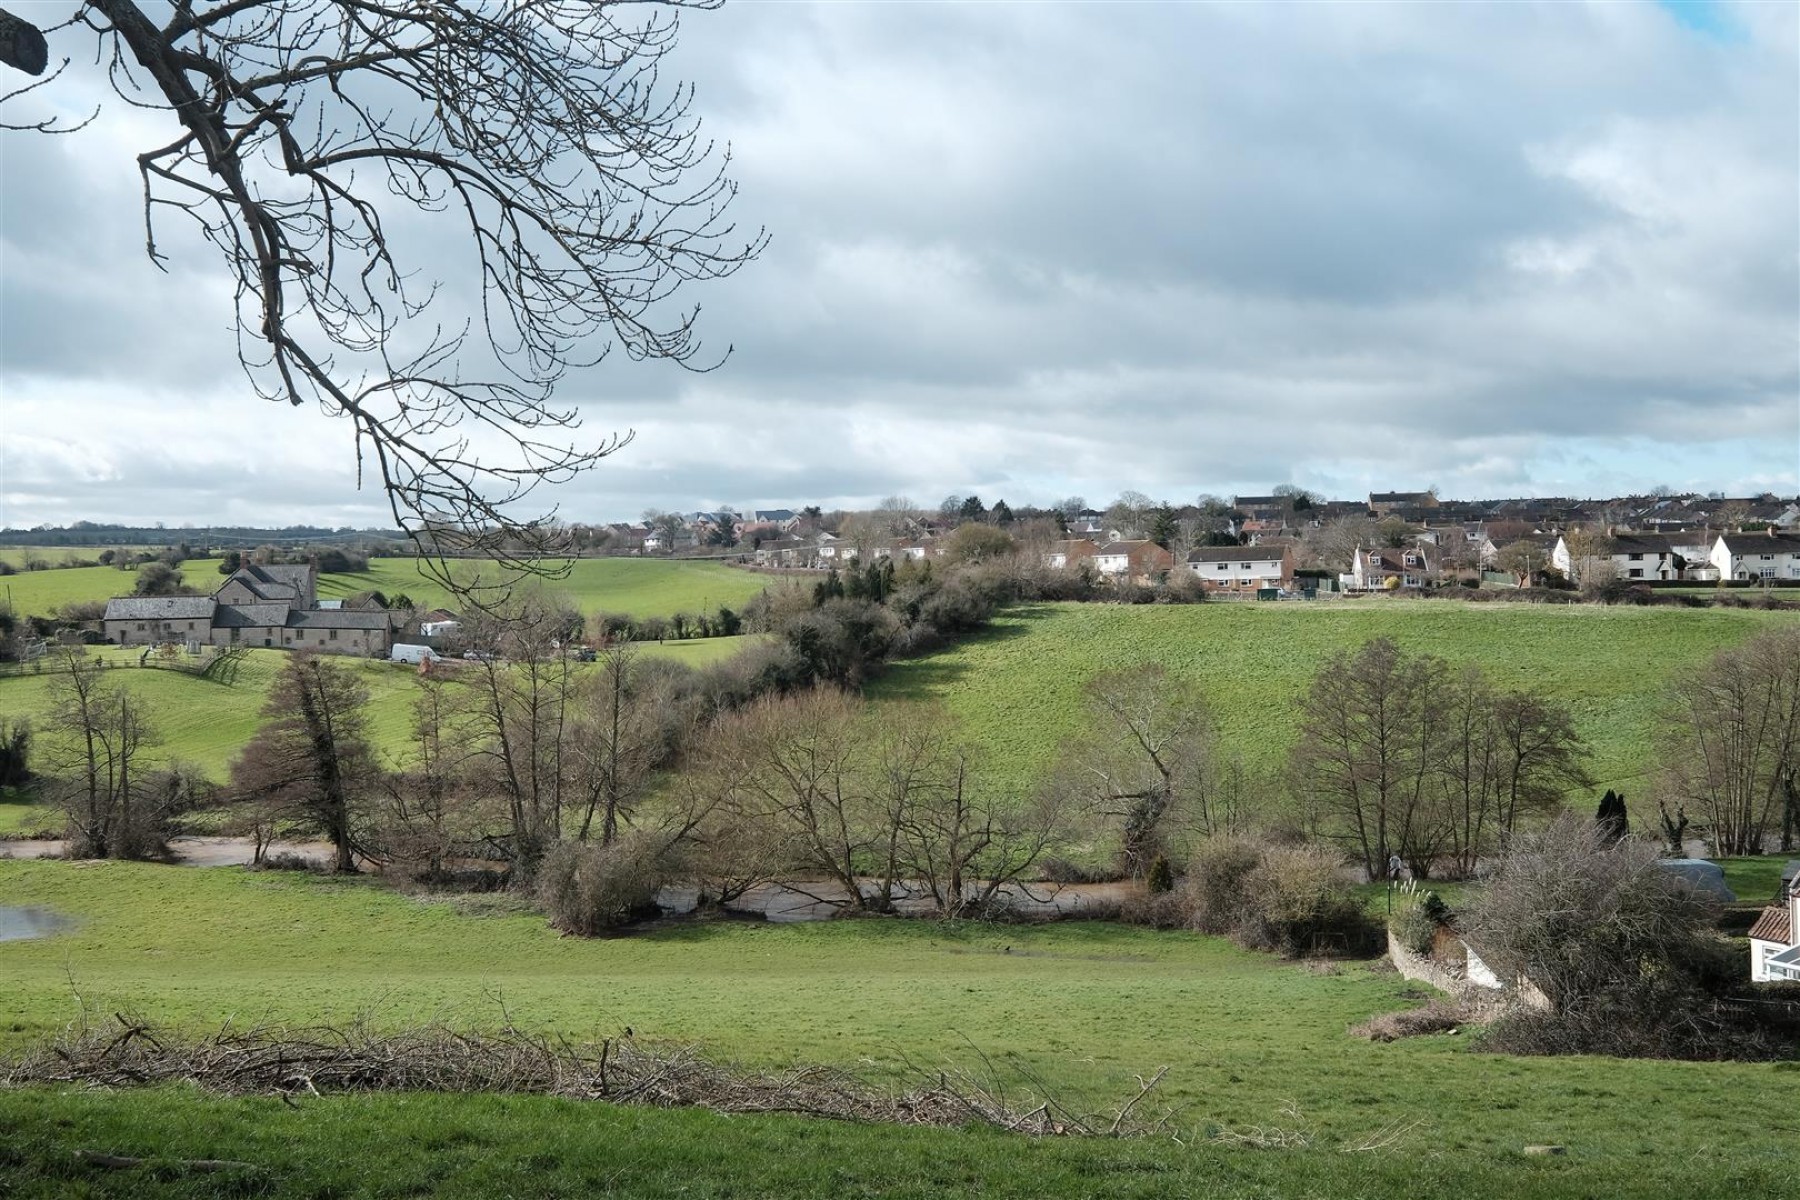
left=536, top=834, right=681, bottom=935
left=1160, top=836, right=1376, bottom=957
left=715, top=690, right=1072, bottom=917
left=1462, top=815, right=1799, bottom=1060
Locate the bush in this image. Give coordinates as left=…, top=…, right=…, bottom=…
left=1460, top=815, right=1797, bottom=1060
left=1388, top=891, right=1441, bottom=956
left=535, top=835, right=677, bottom=935
left=1182, top=836, right=1375, bottom=958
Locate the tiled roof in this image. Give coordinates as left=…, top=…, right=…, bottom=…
left=1748, top=905, right=1792, bottom=946
left=1187, top=547, right=1283, bottom=563
left=212, top=603, right=293, bottom=628
left=287, top=609, right=392, bottom=630
left=103, top=596, right=217, bottom=621
left=1719, top=532, right=1800, bottom=555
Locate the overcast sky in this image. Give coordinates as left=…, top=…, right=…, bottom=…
left=2, top=0, right=1795, bottom=529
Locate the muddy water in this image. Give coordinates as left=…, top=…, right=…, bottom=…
left=1, top=838, right=1136, bottom=924
left=654, top=879, right=1138, bottom=923
left=0, top=837, right=337, bottom=867
left=0, top=906, right=73, bottom=942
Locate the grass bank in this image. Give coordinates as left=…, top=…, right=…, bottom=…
left=870, top=600, right=1800, bottom=799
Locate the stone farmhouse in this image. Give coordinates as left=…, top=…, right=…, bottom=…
left=103, top=562, right=393, bottom=657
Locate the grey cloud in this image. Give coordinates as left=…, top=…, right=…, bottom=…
left=2, top=0, right=1794, bottom=527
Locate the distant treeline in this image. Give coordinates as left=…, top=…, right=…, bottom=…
left=0, top=523, right=406, bottom=548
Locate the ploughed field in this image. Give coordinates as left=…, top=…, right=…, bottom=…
left=1, top=860, right=1796, bottom=1198
left=869, top=600, right=1800, bottom=799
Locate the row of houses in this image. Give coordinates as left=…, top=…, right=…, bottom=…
left=1550, top=528, right=1800, bottom=584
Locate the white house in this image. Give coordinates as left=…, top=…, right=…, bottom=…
left=1553, top=531, right=1690, bottom=582
left=1185, top=545, right=1294, bottom=593
left=1749, top=871, right=1800, bottom=982
left=1711, top=529, right=1800, bottom=582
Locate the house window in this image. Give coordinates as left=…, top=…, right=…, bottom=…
left=1761, top=565, right=1776, bottom=579
left=329, top=629, right=338, bottom=641
left=1217, top=564, right=1227, bottom=571
left=1628, top=569, right=1643, bottom=578
left=1628, top=553, right=1643, bottom=561
left=1761, top=554, right=1775, bottom=560
left=136, top=623, right=145, bottom=632
left=1240, top=563, right=1251, bottom=569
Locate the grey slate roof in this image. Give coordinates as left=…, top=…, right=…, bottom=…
left=1187, top=546, right=1284, bottom=563
left=287, top=609, right=392, bottom=630
left=104, top=596, right=217, bottom=621
left=1719, top=532, right=1800, bottom=555
left=212, top=603, right=292, bottom=628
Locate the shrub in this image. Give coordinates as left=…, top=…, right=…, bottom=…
left=1182, top=836, right=1375, bottom=958
left=1144, top=854, right=1175, bottom=894
left=1388, top=890, right=1441, bottom=956
left=1461, top=814, right=1797, bottom=1060
left=536, top=835, right=677, bottom=935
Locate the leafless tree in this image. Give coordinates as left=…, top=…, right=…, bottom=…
left=1292, top=638, right=1450, bottom=879
left=1301, top=515, right=1378, bottom=574
left=1053, top=665, right=1213, bottom=878
left=375, top=675, right=475, bottom=878
left=458, top=591, right=583, bottom=872
left=570, top=643, right=680, bottom=846
left=42, top=648, right=162, bottom=858
left=230, top=652, right=374, bottom=872
left=1661, top=628, right=1800, bottom=855
left=7, top=0, right=763, bottom=578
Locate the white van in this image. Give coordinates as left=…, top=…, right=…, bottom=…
left=390, top=643, right=439, bottom=665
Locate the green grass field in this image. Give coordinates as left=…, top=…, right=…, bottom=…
left=0, top=861, right=1795, bottom=1198
left=0, top=565, right=140, bottom=618
left=869, top=600, right=1800, bottom=800
left=0, top=639, right=767, bottom=784
left=316, top=556, right=768, bottom=618
left=1, top=556, right=768, bottom=623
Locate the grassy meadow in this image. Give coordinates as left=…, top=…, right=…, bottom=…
left=316, top=556, right=769, bottom=617
left=0, top=564, right=139, bottom=618
left=1, top=860, right=1796, bottom=1198
left=0, top=638, right=767, bottom=787
left=0, top=554, right=769, bottom=623
left=870, top=600, right=1800, bottom=799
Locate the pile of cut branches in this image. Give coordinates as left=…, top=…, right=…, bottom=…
left=4, top=1015, right=1173, bottom=1139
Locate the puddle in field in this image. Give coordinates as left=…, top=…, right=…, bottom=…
left=0, top=906, right=73, bottom=942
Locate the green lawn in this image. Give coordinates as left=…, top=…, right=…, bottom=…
left=318, top=556, right=768, bottom=618
left=0, top=861, right=1795, bottom=1198
left=869, top=601, right=1800, bottom=801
